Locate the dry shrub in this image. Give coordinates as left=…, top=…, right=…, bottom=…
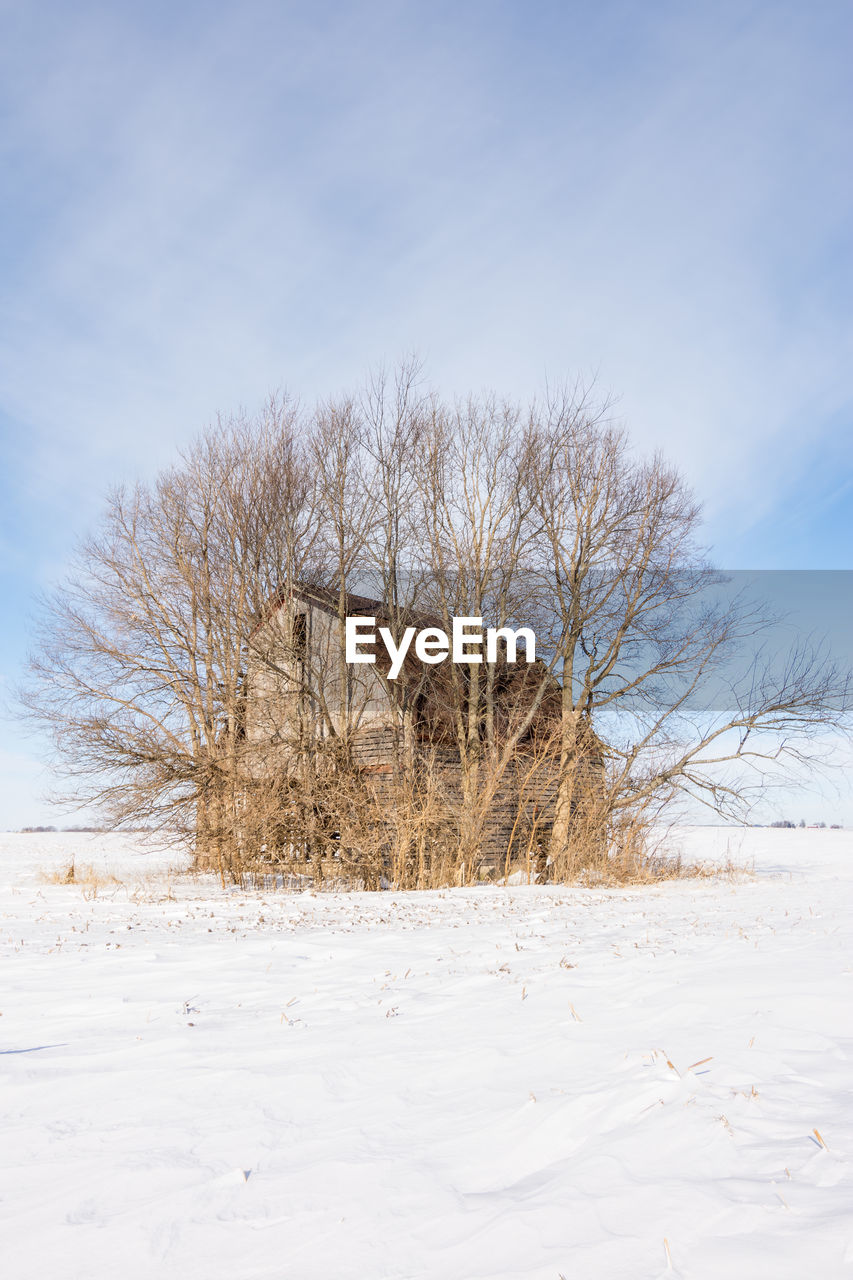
left=41, top=858, right=81, bottom=885
left=540, top=803, right=716, bottom=886
left=553, top=810, right=752, bottom=886
left=40, top=859, right=123, bottom=897
left=191, top=739, right=745, bottom=892
left=223, top=750, right=467, bottom=890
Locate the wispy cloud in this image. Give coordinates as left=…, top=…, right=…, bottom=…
left=1, top=0, right=853, bottom=818
left=1, top=2, right=851, bottom=546
left=0, top=0, right=845, bottom=819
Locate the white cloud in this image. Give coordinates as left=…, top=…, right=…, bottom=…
left=2, top=2, right=853, bottom=820
left=1, top=3, right=851, bottom=559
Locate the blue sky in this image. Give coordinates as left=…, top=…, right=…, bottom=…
left=2, top=0, right=853, bottom=825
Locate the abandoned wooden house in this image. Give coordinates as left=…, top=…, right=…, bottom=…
left=239, top=584, right=603, bottom=878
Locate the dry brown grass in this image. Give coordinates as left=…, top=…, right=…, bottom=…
left=576, top=845, right=750, bottom=887
left=507, top=809, right=754, bottom=887
left=196, top=750, right=754, bottom=892
left=40, top=859, right=123, bottom=897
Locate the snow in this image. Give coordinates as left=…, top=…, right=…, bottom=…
left=1, top=827, right=851, bottom=1279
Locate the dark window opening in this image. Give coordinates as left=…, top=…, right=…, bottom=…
left=293, top=613, right=307, bottom=661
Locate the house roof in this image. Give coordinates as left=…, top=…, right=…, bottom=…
left=255, top=581, right=446, bottom=634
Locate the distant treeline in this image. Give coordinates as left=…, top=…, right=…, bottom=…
left=19, top=825, right=105, bottom=832
left=16, top=825, right=153, bottom=833
left=767, top=820, right=841, bottom=829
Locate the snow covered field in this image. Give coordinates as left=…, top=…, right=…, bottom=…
left=1, top=828, right=851, bottom=1279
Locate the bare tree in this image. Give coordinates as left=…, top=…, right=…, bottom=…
left=527, top=387, right=852, bottom=875
left=19, top=370, right=852, bottom=887
left=20, top=399, right=318, bottom=881
left=414, top=394, right=563, bottom=879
